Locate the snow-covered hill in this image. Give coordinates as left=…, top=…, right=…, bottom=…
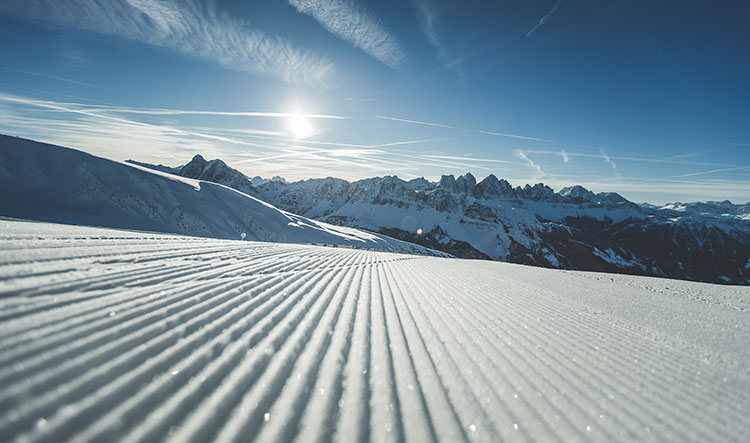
left=0, top=135, right=445, bottom=257
left=1, top=219, right=749, bottom=442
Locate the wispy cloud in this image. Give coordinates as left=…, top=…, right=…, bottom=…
left=0, top=67, right=105, bottom=90
left=0, top=94, right=282, bottom=152
left=523, top=149, right=742, bottom=168
left=0, top=93, right=509, bottom=181
left=0, top=0, right=333, bottom=84
left=4, top=93, right=747, bottom=203
left=0, top=83, right=115, bottom=106
left=560, top=149, right=569, bottom=163
left=212, top=130, right=444, bottom=150
left=514, top=150, right=545, bottom=179
left=419, top=154, right=525, bottom=165
left=526, top=0, right=564, bottom=38
left=601, top=148, right=617, bottom=169
left=70, top=104, right=350, bottom=120
left=376, top=115, right=553, bottom=142
left=662, top=166, right=750, bottom=180
left=287, top=0, right=407, bottom=69
left=0, top=99, right=231, bottom=164
left=413, top=0, right=447, bottom=60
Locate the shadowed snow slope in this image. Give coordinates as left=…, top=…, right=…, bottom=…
left=0, top=135, right=444, bottom=256
left=1, top=219, right=749, bottom=442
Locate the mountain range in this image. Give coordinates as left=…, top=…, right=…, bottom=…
left=147, top=152, right=750, bottom=285
left=1, top=134, right=748, bottom=285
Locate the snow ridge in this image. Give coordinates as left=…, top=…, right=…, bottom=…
left=1, top=220, right=748, bottom=442
left=0, top=135, right=445, bottom=257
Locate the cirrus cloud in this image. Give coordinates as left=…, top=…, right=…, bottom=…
left=288, top=0, right=407, bottom=70
left=0, top=0, right=334, bottom=85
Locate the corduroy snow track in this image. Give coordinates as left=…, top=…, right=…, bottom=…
left=1, top=219, right=749, bottom=442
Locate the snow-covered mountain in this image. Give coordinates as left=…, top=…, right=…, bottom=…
left=251, top=174, right=749, bottom=285
left=658, top=200, right=750, bottom=221
left=129, top=152, right=750, bottom=284
left=0, top=135, right=446, bottom=256
left=132, top=153, right=750, bottom=285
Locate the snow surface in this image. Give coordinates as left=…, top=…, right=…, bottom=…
left=1, top=219, right=749, bottom=442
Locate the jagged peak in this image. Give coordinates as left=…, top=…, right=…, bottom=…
left=380, top=174, right=403, bottom=183
left=472, top=174, right=513, bottom=199
left=516, top=183, right=558, bottom=202
left=179, top=154, right=209, bottom=178
left=437, top=173, right=478, bottom=195
left=480, top=173, right=498, bottom=183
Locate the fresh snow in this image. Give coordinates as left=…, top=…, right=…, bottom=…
left=1, top=219, right=749, bottom=442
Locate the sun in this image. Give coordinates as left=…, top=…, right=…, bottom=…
left=287, top=113, right=315, bottom=139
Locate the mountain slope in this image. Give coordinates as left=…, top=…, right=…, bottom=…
left=0, top=135, right=445, bottom=256
left=1, top=219, right=748, bottom=442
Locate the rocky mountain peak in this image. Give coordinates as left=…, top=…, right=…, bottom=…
left=178, top=154, right=254, bottom=193
left=438, top=173, right=478, bottom=195
left=455, top=173, right=477, bottom=195
left=519, top=183, right=558, bottom=201
left=438, top=174, right=457, bottom=192
left=180, top=154, right=208, bottom=178
left=473, top=174, right=513, bottom=199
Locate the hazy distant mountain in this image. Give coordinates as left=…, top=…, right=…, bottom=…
left=134, top=150, right=749, bottom=285
left=251, top=175, right=287, bottom=186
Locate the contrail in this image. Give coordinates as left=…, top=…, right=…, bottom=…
left=376, top=115, right=554, bottom=142
left=527, top=0, right=564, bottom=37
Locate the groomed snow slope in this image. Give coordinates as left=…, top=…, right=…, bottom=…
left=1, top=219, right=749, bottom=443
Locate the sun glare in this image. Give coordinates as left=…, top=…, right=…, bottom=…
left=288, top=113, right=315, bottom=139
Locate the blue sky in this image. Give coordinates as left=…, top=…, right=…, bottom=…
left=0, top=0, right=748, bottom=204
